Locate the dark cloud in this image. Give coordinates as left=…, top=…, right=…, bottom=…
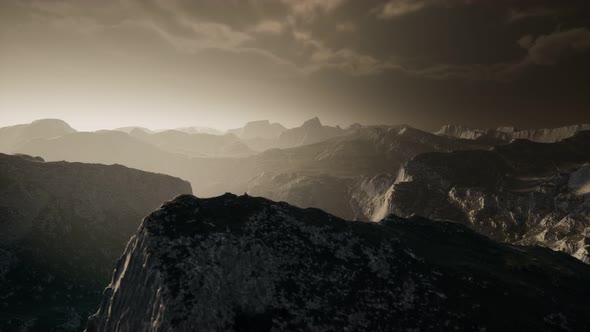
left=1, top=0, right=589, bottom=130
left=506, top=7, right=556, bottom=23
left=372, top=0, right=473, bottom=19
left=521, top=28, right=590, bottom=65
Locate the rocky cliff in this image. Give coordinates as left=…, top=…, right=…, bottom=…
left=378, top=131, right=590, bottom=262
left=0, top=153, right=192, bottom=331
left=87, top=194, right=590, bottom=331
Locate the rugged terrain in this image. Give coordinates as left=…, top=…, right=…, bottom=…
left=437, top=123, right=590, bottom=143
left=376, top=131, right=590, bottom=262
left=0, top=153, right=191, bottom=331
left=87, top=194, right=590, bottom=331
left=247, top=125, right=490, bottom=220
left=11, top=119, right=590, bottom=224
left=13, top=121, right=488, bottom=220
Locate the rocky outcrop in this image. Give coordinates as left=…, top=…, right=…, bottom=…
left=87, top=194, right=590, bottom=331
left=277, top=117, right=347, bottom=148
left=437, top=123, right=590, bottom=143
left=0, top=153, right=192, bottom=331
left=379, top=131, right=590, bottom=262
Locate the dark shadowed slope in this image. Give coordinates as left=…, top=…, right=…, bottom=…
left=87, top=194, right=590, bottom=332
left=380, top=131, right=590, bottom=262
left=0, top=154, right=191, bottom=331
left=15, top=130, right=192, bottom=177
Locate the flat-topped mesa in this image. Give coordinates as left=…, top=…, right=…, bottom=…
left=87, top=194, right=590, bottom=332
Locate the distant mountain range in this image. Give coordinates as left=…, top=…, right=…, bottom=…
left=227, top=120, right=286, bottom=140
left=2, top=119, right=590, bottom=330
left=437, top=123, right=590, bottom=143
left=0, top=153, right=190, bottom=331
left=4, top=118, right=590, bottom=264
left=128, top=129, right=256, bottom=158
left=87, top=194, right=590, bottom=331
left=0, top=119, right=76, bottom=153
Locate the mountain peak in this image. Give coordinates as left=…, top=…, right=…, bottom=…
left=302, top=117, right=322, bottom=128
left=29, top=119, right=76, bottom=133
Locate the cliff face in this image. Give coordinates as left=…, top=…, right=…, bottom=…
left=0, top=153, right=192, bottom=331
left=87, top=194, right=590, bottom=332
left=379, top=131, right=590, bottom=262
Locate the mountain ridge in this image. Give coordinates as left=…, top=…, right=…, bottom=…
left=0, top=153, right=192, bottom=331
left=86, top=193, right=590, bottom=331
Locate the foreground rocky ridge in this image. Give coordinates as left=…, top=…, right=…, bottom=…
left=87, top=194, right=590, bottom=331
left=379, top=131, right=590, bottom=262
left=0, top=153, right=192, bottom=331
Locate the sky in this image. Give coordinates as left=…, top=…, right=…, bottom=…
left=1, top=0, right=589, bottom=131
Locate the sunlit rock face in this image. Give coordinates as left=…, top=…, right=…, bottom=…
left=87, top=194, right=590, bottom=332
left=378, top=131, right=590, bottom=263
left=247, top=125, right=489, bottom=221
left=0, top=153, right=192, bottom=332
left=569, top=164, right=590, bottom=196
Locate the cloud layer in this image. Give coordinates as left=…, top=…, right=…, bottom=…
left=1, top=0, right=589, bottom=130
